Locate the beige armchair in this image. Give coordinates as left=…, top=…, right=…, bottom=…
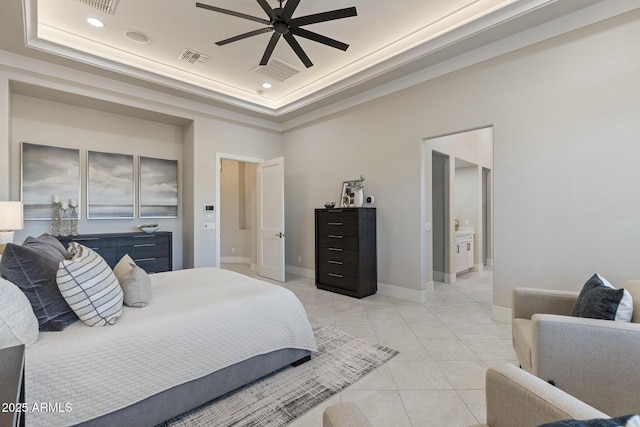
left=512, top=280, right=640, bottom=416
left=323, top=364, right=609, bottom=427
left=470, top=363, right=609, bottom=427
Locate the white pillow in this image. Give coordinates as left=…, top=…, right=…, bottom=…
left=56, top=243, right=124, bottom=326
left=113, top=254, right=152, bottom=308
left=0, top=277, right=39, bottom=349
left=600, top=274, right=634, bottom=322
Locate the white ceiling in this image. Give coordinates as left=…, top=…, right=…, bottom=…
left=6, top=0, right=633, bottom=121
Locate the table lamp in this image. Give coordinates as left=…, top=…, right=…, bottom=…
left=0, top=201, right=24, bottom=254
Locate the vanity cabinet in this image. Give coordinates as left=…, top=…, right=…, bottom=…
left=455, top=232, right=474, bottom=273
left=315, top=208, right=377, bottom=298
left=57, top=232, right=172, bottom=273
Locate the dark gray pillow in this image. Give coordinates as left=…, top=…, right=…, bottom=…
left=22, top=234, right=69, bottom=260
left=0, top=242, right=78, bottom=331
left=538, top=414, right=640, bottom=426
left=572, top=274, right=624, bottom=321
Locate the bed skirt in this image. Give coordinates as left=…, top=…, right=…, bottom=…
left=73, top=348, right=311, bottom=427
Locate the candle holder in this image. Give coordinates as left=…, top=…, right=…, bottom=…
left=69, top=201, right=79, bottom=236
left=51, top=202, right=62, bottom=236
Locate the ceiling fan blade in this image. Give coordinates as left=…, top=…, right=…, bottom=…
left=280, top=0, right=301, bottom=21
left=196, top=2, right=271, bottom=25
left=290, top=7, right=357, bottom=27
left=216, top=27, right=273, bottom=46
left=283, top=33, right=313, bottom=68
left=255, top=0, right=276, bottom=21
left=260, top=33, right=281, bottom=66
left=290, top=27, right=348, bottom=51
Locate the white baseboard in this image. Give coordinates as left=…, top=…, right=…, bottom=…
left=492, top=305, right=511, bottom=323
left=378, top=282, right=432, bottom=303
left=486, top=258, right=494, bottom=267
left=472, top=263, right=484, bottom=272
left=433, top=271, right=444, bottom=282
left=220, top=256, right=251, bottom=264
left=444, top=273, right=455, bottom=284
left=286, top=265, right=314, bottom=279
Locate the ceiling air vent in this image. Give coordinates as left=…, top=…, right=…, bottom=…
left=76, top=0, right=119, bottom=15
left=254, top=58, right=301, bottom=82
left=179, top=49, right=210, bottom=66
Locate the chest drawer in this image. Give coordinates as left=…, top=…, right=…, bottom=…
left=315, top=208, right=376, bottom=298
left=317, top=211, right=359, bottom=237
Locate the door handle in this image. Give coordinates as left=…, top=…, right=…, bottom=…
left=276, top=232, right=284, bottom=238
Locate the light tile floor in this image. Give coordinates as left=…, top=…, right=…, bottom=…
left=221, top=264, right=518, bottom=427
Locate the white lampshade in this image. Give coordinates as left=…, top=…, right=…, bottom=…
left=0, top=201, right=24, bottom=245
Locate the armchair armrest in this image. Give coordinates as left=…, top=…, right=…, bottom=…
left=532, top=314, right=640, bottom=416
left=484, top=363, right=607, bottom=427
left=512, top=287, right=579, bottom=320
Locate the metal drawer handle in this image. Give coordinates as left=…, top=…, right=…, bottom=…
left=328, top=235, right=343, bottom=239
left=134, top=257, right=156, bottom=262
left=89, top=247, right=100, bottom=250
left=76, top=237, right=99, bottom=241
left=328, top=260, right=343, bottom=265
left=329, top=273, right=343, bottom=278
left=328, top=248, right=343, bottom=252
left=328, top=222, right=343, bottom=226
left=134, top=243, right=156, bottom=247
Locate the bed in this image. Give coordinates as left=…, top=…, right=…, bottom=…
left=22, top=267, right=317, bottom=427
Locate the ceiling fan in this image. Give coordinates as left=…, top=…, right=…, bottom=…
left=195, top=0, right=357, bottom=68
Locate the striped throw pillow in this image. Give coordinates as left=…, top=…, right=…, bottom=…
left=56, top=243, right=124, bottom=326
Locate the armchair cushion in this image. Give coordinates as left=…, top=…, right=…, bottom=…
left=572, top=274, right=633, bottom=322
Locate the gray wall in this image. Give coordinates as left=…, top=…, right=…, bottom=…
left=283, top=10, right=640, bottom=312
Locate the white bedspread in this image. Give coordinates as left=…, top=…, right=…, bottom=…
left=24, top=267, right=317, bottom=427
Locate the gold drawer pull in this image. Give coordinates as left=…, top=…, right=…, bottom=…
left=328, top=260, right=343, bottom=265
left=328, top=235, right=343, bottom=239
left=329, top=273, right=343, bottom=278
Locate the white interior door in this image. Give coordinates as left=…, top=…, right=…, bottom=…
left=257, top=157, right=285, bottom=282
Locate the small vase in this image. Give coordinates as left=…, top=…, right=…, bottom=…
left=353, top=188, right=364, bottom=207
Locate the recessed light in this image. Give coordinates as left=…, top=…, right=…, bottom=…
left=261, top=82, right=272, bottom=89
left=87, top=17, right=105, bottom=28
left=124, top=30, right=150, bottom=44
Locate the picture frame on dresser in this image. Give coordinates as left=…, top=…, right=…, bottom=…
left=21, top=142, right=80, bottom=220
left=340, top=181, right=354, bottom=208
left=87, top=150, right=135, bottom=219
left=139, top=156, right=178, bottom=218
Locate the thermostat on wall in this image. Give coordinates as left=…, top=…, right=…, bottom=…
left=204, top=205, right=214, bottom=211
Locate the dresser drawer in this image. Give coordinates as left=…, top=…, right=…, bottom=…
left=317, top=234, right=358, bottom=250
left=118, top=234, right=170, bottom=246
left=318, top=271, right=359, bottom=292
left=317, top=212, right=359, bottom=237
left=135, top=257, right=171, bottom=274
left=118, top=242, right=170, bottom=259
left=318, top=249, right=358, bottom=272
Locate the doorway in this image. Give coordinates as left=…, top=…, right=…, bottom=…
left=215, top=153, right=286, bottom=282
left=219, top=158, right=258, bottom=270
left=423, top=127, right=494, bottom=287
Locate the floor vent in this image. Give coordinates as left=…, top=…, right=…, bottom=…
left=254, top=58, right=301, bottom=82
left=76, top=0, right=119, bottom=14
left=179, top=49, right=210, bottom=66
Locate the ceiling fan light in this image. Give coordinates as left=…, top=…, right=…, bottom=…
left=87, top=17, right=105, bottom=28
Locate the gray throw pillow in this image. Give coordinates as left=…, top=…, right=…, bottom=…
left=0, top=243, right=78, bottom=331
left=113, top=254, right=152, bottom=308
left=572, top=274, right=632, bottom=321
left=22, top=234, right=69, bottom=259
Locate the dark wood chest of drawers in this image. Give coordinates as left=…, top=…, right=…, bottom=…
left=57, top=231, right=172, bottom=273
left=315, top=208, right=377, bottom=298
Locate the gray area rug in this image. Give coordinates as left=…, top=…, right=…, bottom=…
left=159, top=324, right=398, bottom=427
